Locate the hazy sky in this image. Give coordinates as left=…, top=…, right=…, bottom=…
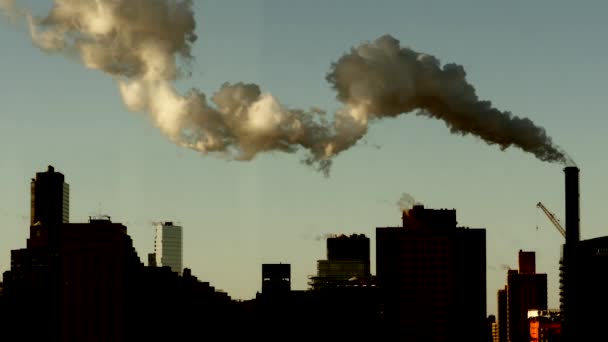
left=1, top=0, right=607, bottom=316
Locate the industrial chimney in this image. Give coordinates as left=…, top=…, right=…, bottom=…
left=564, top=167, right=580, bottom=244
left=562, top=166, right=580, bottom=342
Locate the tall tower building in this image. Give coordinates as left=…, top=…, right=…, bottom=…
left=30, top=165, right=69, bottom=225
left=506, top=251, right=547, bottom=342
left=497, top=287, right=508, bottom=342
left=376, top=205, right=486, bottom=342
left=154, top=222, right=183, bottom=275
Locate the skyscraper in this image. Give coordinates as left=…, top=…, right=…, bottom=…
left=376, top=205, right=486, bottom=342
left=30, top=165, right=69, bottom=225
left=505, top=251, right=547, bottom=342
left=497, top=287, right=508, bottom=342
left=154, top=222, right=183, bottom=275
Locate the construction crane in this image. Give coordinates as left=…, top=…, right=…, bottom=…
left=536, top=202, right=566, bottom=238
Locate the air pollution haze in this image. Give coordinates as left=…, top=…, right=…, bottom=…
left=1, top=0, right=573, bottom=174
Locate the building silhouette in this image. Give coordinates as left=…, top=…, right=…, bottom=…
left=308, top=234, right=372, bottom=289
left=253, top=261, right=380, bottom=340
left=3, top=215, right=142, bottom=341
left=2, top=166, right=239, bottom=341
left=497, top=287, right=508, bottom=342
left=486, top=315, right=497, bottom=342
left=564, top=236, right=608, bottom=341
left=262, top=263, right=291, bottom=295
left=153, top=221, right=183, bottom=275
left=376, top=205, right=486, bottom=342
left=30, top=165, right=69, bottom=225
left=560, top=166, right=579, bottom=341
left=506, top=251, right=547, bottom=342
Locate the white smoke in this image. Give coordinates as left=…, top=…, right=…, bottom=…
left=1, top=1, right=571, bottom=175
left=396, top=193, right=419, bottom=213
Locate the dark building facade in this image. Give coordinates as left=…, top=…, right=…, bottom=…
left=253, top=262, right=380, bottom=340
left=30, top=165, right=69, bottom=226
left=262, top=263, right=291, bottom=295
left=561, top=236, right=608, bottom=341
left=3, top=217, right=142, bottom=341
left=561, top=166, right=579, bottom=342
left=376, top=205, right=486, bottom=342
left=506, top=251, right=548, bottom=342
left=498, top=287, right=508, bottom=342
left=2, top=166, right=239, bottom=341
left=327, top=234, right=370, bottom=261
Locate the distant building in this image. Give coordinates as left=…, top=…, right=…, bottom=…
left=308, top=234, right=372, bottom=289
left=30, top=165, right=69, bottom=225
left=376, top=204, right=486, bottom=342
left=486, top=315, right=496, bottom=342
left=254, top=261, right=380, bottom=340
left=154, top=222, right=183, bottom=275
left=528, top=309, right=562, bottom=342
left=497, top=287, right=508, bottom=342
left=148, top=253, right=156, bottom=267
left=492, top=320, right=500, bottom=342
left=506, top=251, right=548, bottom=342
left=262, top=264, right=291, bottom=295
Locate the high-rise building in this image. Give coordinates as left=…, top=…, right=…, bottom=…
left=154, top=222, right=183, bottom=275
left=376, top=205, right=486, bottom=342
left=497, top=287, right=508, bottom=342
left=308, top=234, right=371, bottom=289
left=563, top=236, right=608, bottom=341
left=30, top=165, right=69, bottom=225
left=506, top=251, right=548, bottom=342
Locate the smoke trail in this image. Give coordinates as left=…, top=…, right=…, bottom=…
left=1, top=1, right=571, bottom=175
left=327, top=35, right=570, bottom=164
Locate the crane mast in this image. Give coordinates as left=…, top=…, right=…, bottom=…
left=536, top=202, right=566, bottom=238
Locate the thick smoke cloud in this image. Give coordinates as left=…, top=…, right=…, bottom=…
left=1, top=0, right=571, bottom=175
left=327, top=35, right=571, bottom=164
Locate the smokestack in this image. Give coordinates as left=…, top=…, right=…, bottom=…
left=564, top=166, right=580, bottom=244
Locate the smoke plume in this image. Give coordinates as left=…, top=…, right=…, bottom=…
left=397, top=193, right=419, bottom=213
left=2, top=1, right=571, bottom=174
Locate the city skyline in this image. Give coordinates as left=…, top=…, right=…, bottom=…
left=1, top=0, right=608, bottom=317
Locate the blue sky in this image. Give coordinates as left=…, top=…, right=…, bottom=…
left=1, top=0, right=607, bottom=315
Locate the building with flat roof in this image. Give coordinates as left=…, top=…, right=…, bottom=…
left=497, top=287, right=508, bottom=342
left=506, top=251, right=548, bottom=342
left=376, top=205, right=486, bottom=342
left=262, top=264, right=291, bottom=295
left=30, top=165, right=69, bottom=226
left=154, top=222, right=183, bottom=275
left=309, top=234, right=372, bottom=289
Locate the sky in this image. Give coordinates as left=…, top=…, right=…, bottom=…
left=1, top=0, right=607, bottom=316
